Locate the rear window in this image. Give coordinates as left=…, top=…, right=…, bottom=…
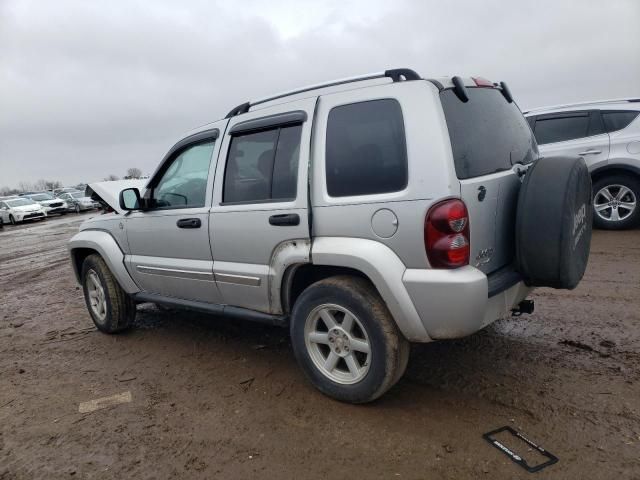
left=602, top=110, right=639, bottom=133
left=440, top=88, right=538, bottom=179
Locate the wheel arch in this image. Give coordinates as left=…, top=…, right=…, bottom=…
left=591, top=164, right=640, bottom=183
left=68, top=230, right=140, bottom=294
left=283, top=237, right=431, bottom=342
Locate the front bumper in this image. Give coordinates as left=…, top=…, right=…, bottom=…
left=403, top=265, right=531, bottom=340
left=17, top=212, right=46, bottom=221
left=44, top=207, right=67, bottom=215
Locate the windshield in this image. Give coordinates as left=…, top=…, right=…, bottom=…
left=440, top=87, right=539, bottom=179
left=71, top=192, right=85, bottom=198
left=7, top=198, right=36, bottom=207
left=30, top=193, right=54, bottom=201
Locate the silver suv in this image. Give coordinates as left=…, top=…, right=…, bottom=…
left=525, top=99, right=640, bottom=229
left=69, top=69, right=592, bottom=403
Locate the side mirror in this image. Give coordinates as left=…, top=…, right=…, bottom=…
left=119, top=188, right=141, bottom=211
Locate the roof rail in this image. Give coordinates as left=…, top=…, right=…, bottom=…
left=524, top=97, right=640, bottom=114
left=225, top=68, right=421, bottom=118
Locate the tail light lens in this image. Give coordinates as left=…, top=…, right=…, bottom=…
left=425, top=199, right=470, bottom=269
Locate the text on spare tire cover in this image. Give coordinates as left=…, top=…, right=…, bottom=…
left=573, top=203, right=587, bottom=250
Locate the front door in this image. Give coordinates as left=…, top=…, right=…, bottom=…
left=210, top=99, right=315, bottom=314
left=124, top=126, right=225, bottom=303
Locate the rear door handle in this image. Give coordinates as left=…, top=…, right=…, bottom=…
left=269, top=213, right=300, bottom=226
left=176, top=218, right=201, bottom=229
left=578, top=149, right=602, bottom=155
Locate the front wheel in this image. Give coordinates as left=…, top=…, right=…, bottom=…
left=75, top=204, right=81, bottom=214
left=592, top=175, right=640, bottom=230
left=290, top=276, right=409, bottom=403
left=81, top=254, right=136, bottom=333
left=9, top=215, right=16, bottom=225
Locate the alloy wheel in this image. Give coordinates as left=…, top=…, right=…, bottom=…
left=304, top=304, right=372, bottom=385
left=86, top=269, right=107, bottom=322
left=593, top=184, right=637, bottom=223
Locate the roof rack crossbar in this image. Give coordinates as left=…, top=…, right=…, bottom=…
left=225, top=68, right=421, bottom=118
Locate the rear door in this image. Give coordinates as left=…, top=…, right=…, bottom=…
left=440, top=86, right=538, bottom=274
left=529, top=110, right=610, bottom=170
left=209, top=99, right=314, bottom=314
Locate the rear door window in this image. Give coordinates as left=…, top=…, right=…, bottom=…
left=325, top=99, right=408, bottom=197
left=533, top=114, right=590, bottom=145
left=602, top=110, right=640, bottom=133
left=440, top=88, right=537, bottom=179
left=223, top=125, right=302, bottom=203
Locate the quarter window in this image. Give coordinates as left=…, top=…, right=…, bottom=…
left=223, top=125, right=302, bottom=203
left=152, top=141, right=214, bottom=209
left=326, top=99, right=408, bottom=197
left=602, top=111, right=639, bottom=133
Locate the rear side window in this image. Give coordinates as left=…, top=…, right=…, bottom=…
left=602, top=110, right=639, bottom=133
left=440, top=88, right=537, bottom=179
left=326, top=99, right=407, bottom=197
left=534, top=115, right=590, bottom=144
left=223, top=125, right=302, bottom=203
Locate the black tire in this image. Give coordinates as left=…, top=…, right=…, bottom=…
left=9, top=215, right=16, bottom=225
left=81, top=254, right=136, bottom=333
left=75, top=204, right=81, bottom=214
left=516, top=156, right=592, bottom=290
left=290, top=275, right=409, bottom=403
left=592, top=174, right=640, bottom=230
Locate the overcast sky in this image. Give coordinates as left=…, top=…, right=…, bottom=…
left=1, top=0, right=639, bottom=188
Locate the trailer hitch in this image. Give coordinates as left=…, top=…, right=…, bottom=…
left=511, top=299, right=534, bottom=316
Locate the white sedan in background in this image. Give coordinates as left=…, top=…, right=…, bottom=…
left=0, top=197, right=46, bottom=224
left=23, top=192, right=68, bottom=216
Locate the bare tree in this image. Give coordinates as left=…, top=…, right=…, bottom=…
left=126, top=167, right=142, bottom=179
left=104, top=174, right=120, bottom=181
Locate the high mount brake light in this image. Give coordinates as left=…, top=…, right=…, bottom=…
left=425, top=199, right=470, bottom=269
left=472, top=77, right=494, bottom=87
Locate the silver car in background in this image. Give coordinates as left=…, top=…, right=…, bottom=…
left=59, top=191, right=99, bottom=213
left=525, top=99, right=640, bottom=229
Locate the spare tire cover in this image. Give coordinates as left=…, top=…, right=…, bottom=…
left=516, top=156, right=592, bottom=289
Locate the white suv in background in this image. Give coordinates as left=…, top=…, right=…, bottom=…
left=525, top=99, right=640, bottom=229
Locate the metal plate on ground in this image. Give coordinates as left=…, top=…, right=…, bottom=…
left=483, top=426, right=558, bottom=473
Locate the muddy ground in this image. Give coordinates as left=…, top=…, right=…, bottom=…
left=0, top=214, right=639, bottom=479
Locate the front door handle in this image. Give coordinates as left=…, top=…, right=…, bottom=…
left=578, top=149, right=602, bottom=155
left=269, top=213, right=300, bottom=226
left=176, top=218, right=201, bottom=229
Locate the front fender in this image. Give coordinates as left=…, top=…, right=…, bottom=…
left=311, top=237, right=431, bottom=342
left=68, top=230, right=140, bottom=294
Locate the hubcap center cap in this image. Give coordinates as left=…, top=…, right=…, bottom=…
left=328, top=328, right=351, bottom=356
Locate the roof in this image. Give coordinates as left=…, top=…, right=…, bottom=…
left=524, top=98, right=640, bottom=115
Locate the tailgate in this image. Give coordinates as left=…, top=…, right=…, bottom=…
left=439, top=83, right=538, bottom=275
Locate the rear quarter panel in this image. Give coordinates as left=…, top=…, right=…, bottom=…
left=311, top=80, right=459, bottom=269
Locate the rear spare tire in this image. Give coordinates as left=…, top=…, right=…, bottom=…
left=516, top=156, right=592, bottom=290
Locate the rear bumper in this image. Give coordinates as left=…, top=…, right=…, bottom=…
left=403, top=265, right=531, bottom=340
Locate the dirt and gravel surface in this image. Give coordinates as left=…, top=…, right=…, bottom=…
left=1, top=214, right=639, bottom=479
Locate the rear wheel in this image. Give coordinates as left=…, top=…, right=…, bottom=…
left=81, top=254, right=136, bottom=333
left=592, top=175, right=639, bottom=230
left=290, top=276, right=409, bottom=403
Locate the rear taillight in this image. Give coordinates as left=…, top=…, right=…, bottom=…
left=425, top=199, right=470, bottom=269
